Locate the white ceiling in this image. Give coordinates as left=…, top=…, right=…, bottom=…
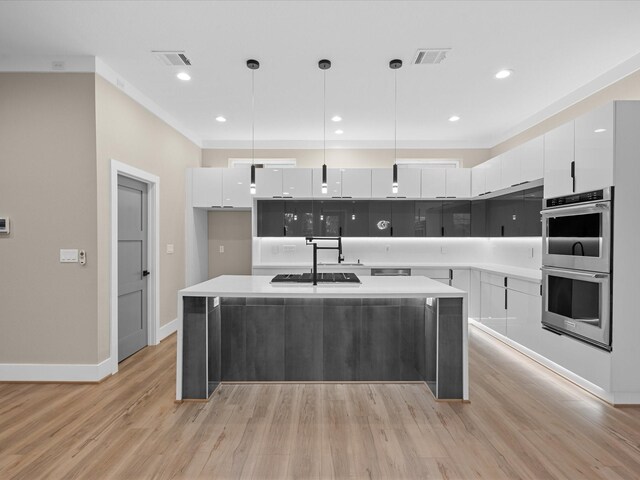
left=2, top=1, right=640, bottom=149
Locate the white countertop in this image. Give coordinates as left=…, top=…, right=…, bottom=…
left=180, top=275, right=466, bottom=298
left=252, top=262, right=542, bottom=282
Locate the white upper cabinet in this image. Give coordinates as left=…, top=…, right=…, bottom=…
left=420, top=168, right=446, bottom=198
left=575, top=102, right=614, bottom=193
left=520, top=136, right=544, bottom=182
left=543, top=120, right=575, bottom=198
left=282, top=168, right=312, bottom=198
left=312, top=167, right=342, bottom=198
left=471, top=164, right=486, bottom=197
left=254, top=168, right=283, bottom=198
left=371, top=168, right=421, bottom=198
left=192, top=168, right=223, bottom=207
left=222, top=168, right=252, bottom=208
left=445, top=168, right=471, bottom=198
left=340, top=169, right=371, bottom=198
left=371, top=168, right=394, bottom=197
left=484, top=156, right=502, bottom=193
left=500, top=150, right=520, bottom=189
left=396, top=168, right=422, bottom=198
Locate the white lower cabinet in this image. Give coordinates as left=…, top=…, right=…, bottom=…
left=480, top=281, right=507, bottom=336
left=506, top=286, right=542, bottom=353
left=413, top=268, right=451, bottom=285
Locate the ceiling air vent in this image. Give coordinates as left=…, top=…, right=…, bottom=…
left=413, top=48, right=451, bottom=65
left=152, top=51, right=192, bottom=66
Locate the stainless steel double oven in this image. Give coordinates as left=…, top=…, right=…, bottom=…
left=541, top=188, right=612, bottom=351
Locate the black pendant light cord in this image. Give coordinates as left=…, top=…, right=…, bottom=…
left=247, top=59, right=259, bottom=193
left=252, top=65, right=255, bottom=166
left=323, top=66, right=326, bottom=167
left=394, top=65, right=397, bottom=165
left=319, top=59, right=331, bottom=191
left=390, top=59, right=402, bottom=191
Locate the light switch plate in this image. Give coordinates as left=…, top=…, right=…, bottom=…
left=219, top=245, right=224, bottom=253
left=166, top=244, right=174, bottom=254
left=60, top=249, right=79, bottom=263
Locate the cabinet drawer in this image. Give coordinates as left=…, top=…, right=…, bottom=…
left=480, top=271, right=505, bottom=287
left=414, top=268, right=450, bottom=280
left=507, top=277, right=541, bottom=296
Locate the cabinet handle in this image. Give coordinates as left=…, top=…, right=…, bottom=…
left=441, top=226, right=445, bottom=237
left=449, top=269, right=453, bottom=281
left=436, top=196, right=446, bottom=199
left=283, top=226, right=287, bottom=236
left=390, top=226, right=394, bottom=237
left=501, top=225, right=505, bottom=237
left=272, top=196, right=282, bottom=198
left=570, top=161, right=576, bottom=193
left=339, top=226, right=343, bottom=237
left=504, top=289, right=508, bottom=310
left=504, top=277, right=508, bottom=287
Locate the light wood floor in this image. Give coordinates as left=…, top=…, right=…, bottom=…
left=2, top=328, right=640, bottom=480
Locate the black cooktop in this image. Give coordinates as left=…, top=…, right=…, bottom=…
left=271, top=272, right=361, bottom=284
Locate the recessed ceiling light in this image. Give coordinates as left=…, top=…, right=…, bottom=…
left=177, top=72, right=191, bottom=81
left=331, top=115, right=342, bottom=122
left=335, top=129, right=343, bottom=135
left=449, top=115, right=460, bottom=122
left=594, top=128, right=607, bottom=133
left=495, top=69, right=513, bottom=79
left=215, top=116, right=226, bottom=122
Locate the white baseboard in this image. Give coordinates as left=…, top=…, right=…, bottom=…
left=158, top=318, right=178, bottom=342
left=468, top=319, right=616, bottom=404
left=0, top=357, right=112, bottom=383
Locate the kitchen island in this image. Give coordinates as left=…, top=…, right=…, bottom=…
left=176, top=275, right=468, bottom=401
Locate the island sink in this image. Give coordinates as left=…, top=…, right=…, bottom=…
left=271, top=272, right=361, bottom=284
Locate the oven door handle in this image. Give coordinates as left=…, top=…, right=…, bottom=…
left=542, top=266, right=608, bottom=279
left=541, top=202, right=610, bottom=216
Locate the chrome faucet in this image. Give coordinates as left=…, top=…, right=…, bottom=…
left=305, top=235, right=344, bottom=285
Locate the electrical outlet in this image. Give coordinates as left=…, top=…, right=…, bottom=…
left=219, top=245, right=224, bottom=253
left=166, top=244, right=174, bottom=254
left=282, top=245, right=296, bottom=253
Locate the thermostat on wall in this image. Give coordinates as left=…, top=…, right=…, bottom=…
left=0, top=217, right=9, bottom=234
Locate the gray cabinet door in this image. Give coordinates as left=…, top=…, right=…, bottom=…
left=117, top=175, right=148, bottom=362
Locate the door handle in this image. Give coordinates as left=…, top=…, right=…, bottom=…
left=142, top=270, right=150, bottom=277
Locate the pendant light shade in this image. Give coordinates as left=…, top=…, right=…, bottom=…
left=390, top=59, right=402, bottom=195
left=250, top=164, right=256, bottom=195
left=322, top=164, right=328, bottom=194
left=247, top=59, right=260, bottom=195
left=392, top=163, right=398, bottom=194
left=319, top=59, right=331, bottom=194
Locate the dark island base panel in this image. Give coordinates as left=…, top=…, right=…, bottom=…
left=182, top=296, right=463, bottom=401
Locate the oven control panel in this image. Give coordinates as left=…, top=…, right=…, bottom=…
left=545, top=188, right=610, bottom=208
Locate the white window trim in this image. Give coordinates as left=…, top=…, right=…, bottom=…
left=396, top=159, right=461, bottom=169
left=229, top=158, right=297, bottom=168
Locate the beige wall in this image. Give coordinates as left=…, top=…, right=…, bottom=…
left=95, top=76, right=201, bottom=361
left=0, top=73, right=99, bottom=363
left=202, top=148, right=490, bottom=169
left=207, top=211, right=252, bottom=278
left=491, top=69, right=640, bottom=157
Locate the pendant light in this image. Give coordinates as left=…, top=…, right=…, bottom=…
left=247, top=59, right=260, bottom=194
left=319, top=59, right=331, bottom=194
left=390, top=59, right=402, bottom=194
